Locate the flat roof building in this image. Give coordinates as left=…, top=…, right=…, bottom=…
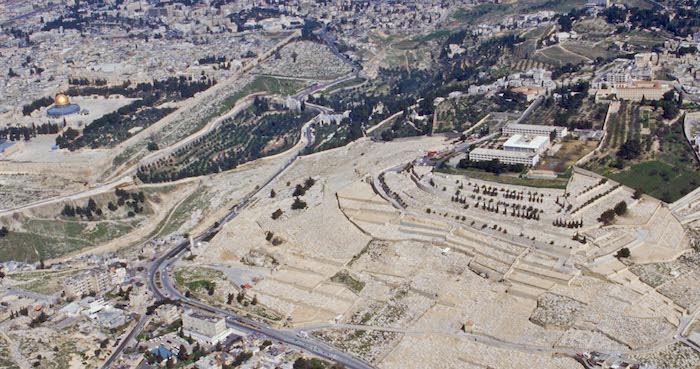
left=503, top=124, right=568, bottom=139
left=503, top=134, right=549, bottom=153
left=511, top=86, right=546, bottom=102
left=596, top=80, right=672, bottom=101
left=182, top=310, right=232, bottom=345
left=469, top=148, right=540, bottom=166
left=65, top=269, right=113, bottom=297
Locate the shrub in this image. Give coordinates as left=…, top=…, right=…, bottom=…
left=291, top=197, right=307, bottom=210
left=616, top=247, right=631, bottom=258
left=614, top=201, right=627, bottom=216
left=632, top=188, right=644, bottom=200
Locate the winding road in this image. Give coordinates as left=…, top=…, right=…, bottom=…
left=100, top=112, right=373, bottom=369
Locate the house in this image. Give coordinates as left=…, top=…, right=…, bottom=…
left=151, top=345, right=173, bottom=362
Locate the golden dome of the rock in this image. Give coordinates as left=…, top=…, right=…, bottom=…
left=54, top=94, right=70, bottom=106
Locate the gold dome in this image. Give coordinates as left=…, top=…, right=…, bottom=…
left=54, top=94, right=70, bottom=106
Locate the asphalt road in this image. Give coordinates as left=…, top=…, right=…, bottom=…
left=101, top=102, right=373, bottom=369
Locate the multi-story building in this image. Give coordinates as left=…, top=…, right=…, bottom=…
left=110, top=267, right=127, bottom=285
left=469, top=148, right=540, bottom=166
left=154, top=304, right=180, bottom=325
left=182, top=310, right=232, bottom=345
left=503, top=134, right=550, bottom=154
left=634, top=52, right=659, bottom=68
left=605, top=70, right=632, bottom=84
left=502, top=124, right=568, bottom=139
left=65, top=269, right=113, bottom=297
left=596, top=80, right=672, bottom=101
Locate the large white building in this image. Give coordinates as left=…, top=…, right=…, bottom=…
left=502, top=123, right=568, bottom=139
left=596, top=80, right=672, bottom=101
left=469, top=148, right=540, bottom=166
left=503, top=134, right=549, bottom=153
left=182, top=310, right=233, bottom=345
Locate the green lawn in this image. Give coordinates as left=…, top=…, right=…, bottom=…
left=608, top=161, right=700, bottom=203
left=244, top=76, right=305, bottom=96
left=588, top=105, right=700, bottom=203
left=0, top=216, right=137, bottom=262
left=173, top=266, right=224, bottom=293
left=413, top=29, right=452, bottom=43
left=0, top=231, right=92, bottom=262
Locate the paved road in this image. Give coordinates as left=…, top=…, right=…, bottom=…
left=101, top=111, right=372, bottom=369
left=316, top=19, right=361, bottom=72
left=100, top=315, right=151, bottom=369
left=155, top=264, right=373, bottom=369
left=145, top=116, right=373, bottom=369
left=0, top=4, right=59, bottom=26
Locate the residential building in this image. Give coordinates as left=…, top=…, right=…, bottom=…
left=182, top=310, right=232, bottom=345
left=110, top=266, right=127, bottom=285
left=93, top=308, right=127, bottom=329
left=151, top=345, right=173, bottom=362
left=196, top=355, right=223, bottom=369
left=605, top=70, right=632, bottom=84
left=154, top=304, right=180, bottom=325
left=634, top=52, right=659, bottom=68
left=65, top=269, right=113, bottom=297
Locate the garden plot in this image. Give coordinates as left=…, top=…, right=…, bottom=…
left=1, top=269, right=85, bottom=296
left=537, top=140, right=597, bottom=173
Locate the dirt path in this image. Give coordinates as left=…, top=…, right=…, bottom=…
left=558, top=43, right=594, bottom=62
